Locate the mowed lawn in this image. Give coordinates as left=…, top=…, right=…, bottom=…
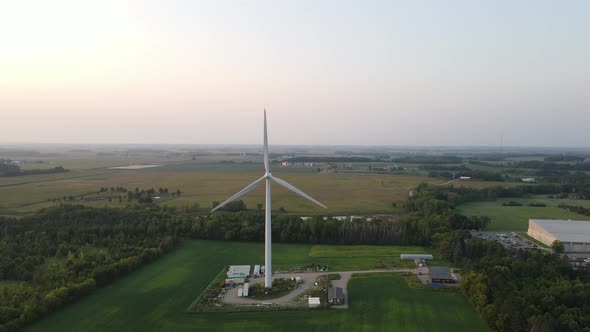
left=458, top=197, right=590, bottom=232
left=25, top=241, right=486, bottom=332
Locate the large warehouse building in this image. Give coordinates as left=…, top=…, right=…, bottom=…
left=528, top=219, right=590, bottom=253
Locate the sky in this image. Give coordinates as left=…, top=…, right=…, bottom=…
left=0, top=0, right=589, bottom=147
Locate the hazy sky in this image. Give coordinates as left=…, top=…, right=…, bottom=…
left=1, top=0, right=588, bottom=146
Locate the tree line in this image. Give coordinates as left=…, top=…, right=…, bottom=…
left=558, top=204, right=590, bottom=217
left=0, top=205, right=184, bottom=331
left=0, top=160, right=68, bottom=177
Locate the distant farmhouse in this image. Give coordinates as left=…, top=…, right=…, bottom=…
left=528, top=219, right=590, bottom=253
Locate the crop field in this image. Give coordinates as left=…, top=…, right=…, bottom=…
left=458, top=197, right=590, bottom=231
left=25, top=241, right=486, bottom=332
left=0, top=152, right=537, bottom=217
left=0, top=158, right=443, bottom=216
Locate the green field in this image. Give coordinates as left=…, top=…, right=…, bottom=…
left=458, top=197, right=590, bottom=231
left=1, top=155, right=541, bottom=217
left=25, top=241, right=486, bottom=332
left=0, top=157, right=443, bottom=216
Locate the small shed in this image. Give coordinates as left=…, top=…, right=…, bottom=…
left=328, top=287, right=345, bottom=305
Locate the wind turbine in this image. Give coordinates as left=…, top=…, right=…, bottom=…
left=211, top=110, right=327, bottom=288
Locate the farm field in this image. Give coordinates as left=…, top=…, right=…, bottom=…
left=0, top=152, right=538, bottom=217
left=458, top=197, right=590, bottom=232
left=0, top=159, right=442, bottom=216
left=25, top=241, right=486, bottom=332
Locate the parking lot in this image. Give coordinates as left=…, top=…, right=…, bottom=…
left=471, top=231, right=546, bottom=251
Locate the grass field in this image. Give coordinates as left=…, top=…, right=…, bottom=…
left=24, top=241, right=486, bottom=332
left=1, top=153, right=540, bottom=217
left=458, top=197, right=590, bottom=231
left=0, top=159, right=443, bottom=216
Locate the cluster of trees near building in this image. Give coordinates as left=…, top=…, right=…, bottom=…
left=409, top=184, right=590, bottom=331
left=0, top=159, right=68, bottom=177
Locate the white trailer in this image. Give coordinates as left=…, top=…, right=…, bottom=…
left=243, top=283, right=249, bottom=297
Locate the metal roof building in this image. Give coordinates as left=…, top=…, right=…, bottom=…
left=429, top=266, right=456, bottom=284
left=328, top=287, right=345, bottom=305
left=528, top=219, right=590, bottom=253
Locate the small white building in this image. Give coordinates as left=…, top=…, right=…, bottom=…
left=522, top=178, right=536, bottom=183
left=459, top=176, right=471, bottom=180
left=308, top=297, right=321, bottom=308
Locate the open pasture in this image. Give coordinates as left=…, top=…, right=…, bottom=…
left=0, top=153, right=536, bottom=216
left=0, top=160, right=442, bottom=216
left=458, top=197, right=590, bottom=231
left=25, top=241, right=486, bottom=332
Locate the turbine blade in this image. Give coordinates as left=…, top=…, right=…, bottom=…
left=264, top=110, right=270, bottom=173
left=270, top=176, right=327, bottom=209
left=211, top=176, right=266, bottom=212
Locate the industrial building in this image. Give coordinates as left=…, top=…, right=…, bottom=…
left=527, top=219, right=590, bottom=253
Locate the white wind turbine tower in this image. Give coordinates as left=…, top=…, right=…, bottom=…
left=211, top=111, right=327, bottom=288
